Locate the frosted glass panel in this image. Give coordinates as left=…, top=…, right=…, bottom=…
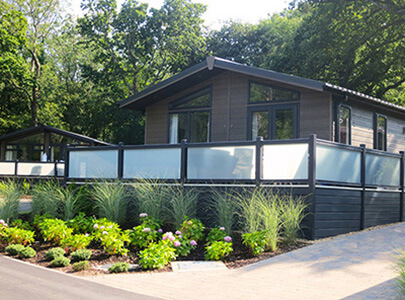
left=123, top=148, right=181, bottom=179
left=69, top=150, right=118, bottom=179
left=17, top=163, right=55, bottom=176
left=316, top=145, right=361, bottom=184
left=188, top=146, right=255, bottom=180
left=0, top=162, right=16, bottom=175
left=262, top=144, right=308, bottom=180
left=56, top=163, right=65, bottom=177
left=366, top=153, right=400, bottom=186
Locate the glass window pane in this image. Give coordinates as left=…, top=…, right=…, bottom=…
left=376, top=116, right=386, bottom=150
left=366, top=153, right=400, bottom=186
left=68, top=150, right=118, bottom=179
left=169, top=113, right=188, bottom=144
left=275, top=109, right=294, bottom=140
left=339, top=106, right=350, bottom=144
left=171, top=89, right=210, bottom=109
left=249, top=82, right=299, bottom=102
left=190, top=112, right=209, bottom=143
left=251, top=111, right=269, bottom=140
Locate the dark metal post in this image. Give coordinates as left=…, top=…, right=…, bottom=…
left=54, top=160, right=58, bottom=182
left=14, top=160, right=18, bottom=177
left=308, top=134, right=317, bottom=240
left=255, top=136, right=264, bottom=187
left=64, top=145, right=70, bottom=184
left=180, top=139, right=188, bottom=185
left=400, top=151, right=404, bottom=222
left=117, top=142, right=124, bottom=180
left=360, top=144, right=366, bottom=230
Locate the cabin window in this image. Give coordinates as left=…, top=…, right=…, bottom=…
left=374, top=114, right=387, bottom=151
left=169, top=88, right=211, bottom=144
left=336, top=104, right=351, bottom=144
left=249, top=82, right=300, bottom=103
left=249, top=105, right=298, bottom=140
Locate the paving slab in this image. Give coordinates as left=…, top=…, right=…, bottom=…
left=87, top=223, right=405, bottom=300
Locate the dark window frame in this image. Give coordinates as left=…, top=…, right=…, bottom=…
left=247, top=103, right=299, bottom=140
left=168, top=86, right=212, bottom=143
left=335, top=103, right=352, bottom=145
left=248, top=80, right=301, bottom=104
left=373, top=113, right=387, bottom=151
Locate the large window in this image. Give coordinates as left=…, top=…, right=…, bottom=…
left=374, top=113, right=387, bottom=151
left=169, top=88, right=211, bottom=144
left=248, top=82, right=299, bottom=140
left=335, top=104, right=351, bottom=144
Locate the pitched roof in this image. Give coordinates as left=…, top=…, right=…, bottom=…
left=120, top=56, right=405, bottom=113
left=0, top=125, right=114, bottom=146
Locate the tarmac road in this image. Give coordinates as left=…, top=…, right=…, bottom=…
left=0, top=255, right=162, bottom=300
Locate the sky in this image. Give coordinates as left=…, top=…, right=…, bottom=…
left=68, top=0, right=290, bottom=29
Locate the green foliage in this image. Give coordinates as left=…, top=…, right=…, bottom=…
left=91, top=220, right=130, bottom=256
left=209, top=189, right=235, bottom=234
left=139, top=240, right=177, bottom=270
left=71, top=249, right=92, bottom=261
left=38, top=218, right=73, bottom=245
left=67, top=213, right=95, bottom=234
left=72, top=260, right=90, bottom=272
left=280, top=196, right=307, bottom=246
left=5, top=244, right=25, bottom=255
left=180, top=217, right=205, bottom=242
left=108, top=262, right=130, bottom=273
left=206, top=228, right=227, bottom=244
left=0, top=180, right=23, bottom=221
left=173, top=237, right=196, bottom=257
left=397, top=252, right=405, bottom=295
left=56, top=186, right=83, bottom=221
left=61, top=234, right=92, bottom=251
left=92, top=183, right=128, bottom=225
left=205, top=241, right=233, bottom=261
left=10, top=219, right=33, bottom=231
left=130, top=225, right=159, bottom=250
left=45, top=247, right=65, bottom=261
left=49, top=256, right=71, bottom=267
left=167, top=188, right=199, bottom=228
left=18, top=246, right=36, bottom=258
left=259, top=193, right=281, bottom=252
left=31, top=182, right=59, bottom=218
left=242, top=231, right=269, bottom=256
left=3, top=227, right=35, bottom=245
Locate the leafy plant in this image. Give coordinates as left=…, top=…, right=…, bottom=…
left=180, top=217, right=205, bottom=242
left=67, top=212, right=95, bottom=234
left=167, top=187, right=199, bottom=228
left=129, top=225, right=159, bottom=250
left=259, top=193, right=281, bottom=252
left=72, top=260, right=90, bottom=272
left=38, top=218, right=73, bottom=245
left=139, top=240, right=177, bottom=270
left=210, top=189, right=235, bottom=233
left=11, top=219, right=33, bottom=231
left=61, top=234, right=92, bottom=251
left=205, top=240, right=233, bottom=261
left=4, top=227, right=35, bottom=245
left=18, top=246, right=36, bottom=258
left=108, top=262, right=130, bottom=273
left=280, top=195, right=307, bottom=245
left=71, top=249, right=92, bottom=261
left=92, top=182, right=128, bottom=225
left=242, top=231, right=269, bottom=256
left=0, top=180, right=23, bottom=221
left=49, top=256, right=71, bottom=267
left=45, top=247, right=65, bottom=261
left=173, top=237, right=197, bottom=257
left=234, top=188, right=263, bottom=233
left=5, top=244, right=25, bottom=256
left=31, top=182, right=59, bottom=218
left=206, top=227, right=227, bottom=244
left=98, top=230, right=130, bottom=256
left=56, top=187, right=83, bottom=221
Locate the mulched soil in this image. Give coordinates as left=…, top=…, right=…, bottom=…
left=0, top=233, right=310, bottom=276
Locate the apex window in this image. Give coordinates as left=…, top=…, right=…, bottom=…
left=374, top=114, right=387, bottom=151
left=335, top=104, right=351, bottom=145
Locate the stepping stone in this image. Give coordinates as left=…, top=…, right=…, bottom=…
left=171, top=261, right=227, bottom=272
left=95, top=263, right=140, bottom=271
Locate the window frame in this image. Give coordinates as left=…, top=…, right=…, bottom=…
left=335, top=103, right=352, bottom=145
left=248, top=80, right=301, bottom=104
left=373, top=113, right=387, bottom=151
left=168, top=86, right=212, bottom=144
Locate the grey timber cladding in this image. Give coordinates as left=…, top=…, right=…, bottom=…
left=144, top=71, right=332, bottom=144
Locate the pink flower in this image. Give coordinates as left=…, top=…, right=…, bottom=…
left=108, top=225, right=113, bottom=229
left=100, top=225, right=105, bottom=230
left=175, top=230, right=181, bottom=235
left=163, top=232, right=173, bottom=240
left=0, top=219, right=4, bottom=225
left=139, top=213, right=148, bottom=218
left=219, top=227, right=225, bottom=231
left=169, top=235, right=176, bottom=242
left=3, top=223, right=7, bottom=227
left=224, top=236, right=232, bottom=242
left=190, top=240, right=197, bottom=246
left=142, top=227, right=151, bottom=233
left=85, top=233, right=89, bottom=237
left=174, top=241, right=181, bottom=247
left=158, top=229, right=163, bottom=233
left=93, top=224, right=98, bottom=229
left=178, top=235, right=183, bottom=239
left=102, top=231, right=108, bottom=235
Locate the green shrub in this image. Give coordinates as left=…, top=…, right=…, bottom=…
left=10, top=219, right=34, bottom=231
left=129, top=216, right=161, bottom=250
left=205, top=240, right=233, bottom=261
left=139, top=240, right=177, bottom=270
left=180, top=217, right=205, bottom=242
left=67, top=212, right=95, bottom=234
left=45, top=247, right=65, bottom=261
left=31, top=182, right=59, bottom=218
left=259, top=194, right=280, bottom=252
left=242, top=231, right=269, bottom=256
left=56, top=187, right=83, bottom=221
left=167, top=187, right=199, bottom=228
left=92, top=182, right=128, bottom=225
left=173, top=237, right=197, bottom=257
left=72, top=260, right=90, bottom=272
left=108, top=262, right=130, bottom=273
left=5, top=244, right=25, bottom=256
left=99, top=231, right=130, bottom=256
left=38, top=218, right=73, bottom=245
left=210, top=189, right=235, bottom=234
left=3, top=227, right=35, bottom=245
left=49, top=256, right=71, bottom=267
left=18, top=246, right=36, bottom=258
left=206, top=227, right=227, bottom=244
left=61, top=234, right=92, bottom=251
left=280, top=195, right=307, bottom=246
left=71, top=249, right=92, bottom=261
left=0, top=180, right=23, bottom=221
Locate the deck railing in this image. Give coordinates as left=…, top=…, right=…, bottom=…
left=0, top=161, right=65, bottom=178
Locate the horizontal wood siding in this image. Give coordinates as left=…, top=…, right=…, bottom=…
left=364, top=191, right=400, bottom=228
left=145, top=99, right=169, bottom=144
left=314, top=188, right=361, bottom=239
